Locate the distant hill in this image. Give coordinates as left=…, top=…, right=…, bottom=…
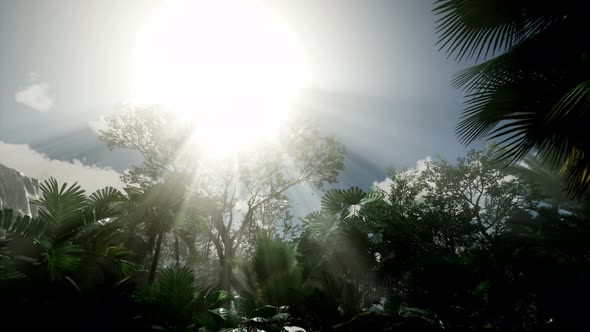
left=28, top=126, right=142, bottom=172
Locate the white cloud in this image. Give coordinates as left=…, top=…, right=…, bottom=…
left=373, top=177, right=393, bottom=193
left=14, top=72, right=54, bottom=112
left=0, top=142, right=123, bottom=193
left=372, top=156, right=431, bottom=192
left=415, top=156, right=432, bottom=172
left=88, top=115, right=108, bottom=134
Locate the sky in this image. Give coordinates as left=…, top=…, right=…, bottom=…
left=0, top=0, right=472, bottom=204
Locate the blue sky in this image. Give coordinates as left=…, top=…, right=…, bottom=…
left=0, top=0, right=472, bottom=197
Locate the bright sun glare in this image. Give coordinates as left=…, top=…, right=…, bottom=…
left=132, top=0, right=307, bottom=157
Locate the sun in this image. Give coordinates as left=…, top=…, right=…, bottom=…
left=131, top=0, right=308, bottom=157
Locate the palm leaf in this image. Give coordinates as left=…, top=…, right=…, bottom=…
left=87, top=186, right=125, bottom=220
left=42, top=243, right=84, bottom=281
left=560, top=147, right=590, bottom=197
left=156, top=266, right=202, bottom=326
left=546, top=80, right=590, bottom=123
left=209, top=307, right=243, bottom=327
left=34, top=178, right=87, bottom=229
left=339, top=187, right=366, bottom=205
left=0, top=209, right=47, bottom=241
left=305, top=213, right=340, bottom=240
left=440, top=1, right=590, bottom=197
left=321, top=189, right=346, bottom=214
left=434, top=0, right=555, bottom=61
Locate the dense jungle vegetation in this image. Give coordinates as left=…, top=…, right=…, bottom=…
left=2, top=0, right=590, bottom=331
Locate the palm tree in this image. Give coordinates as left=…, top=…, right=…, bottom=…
left=0, top=178, right=134, bottom=282
left=134, top=266, right=228, bottom=331
left=434, top=0, right=590, bottom=196
left=302, top=187, right=383, bottom=326
left=0, top=179, right=141, bottom=330
left=118, top=173, right=201, bottom=284
left=509, top=152, right=590, bottom=211
left=218, top=234, right=306, bottom=332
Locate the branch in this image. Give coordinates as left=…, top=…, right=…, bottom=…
left=205, top=225, right=224, bottom=262
left=231, top=175, right=306, bottom=247
left=227, top=180, right=238, bottom=231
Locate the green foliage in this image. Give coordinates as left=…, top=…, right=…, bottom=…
left=434, top=0, right=554, bottom=61
left=0, top=179, right=143, bottom=330
left=230, top=235, right=309, bottom=330
left=299, top=147, right=590, bottom=330
left=135, top=266, right=227, bottom=331
left=35, top=178, right=88, bottom=233
left=99, top=106, right=346, bottom=296
left=99, top=105, right=193, bottom=188
left=0, top=178, right=134, bottom=283
left=435, top=0, right=590, bottom=197
left=0, top=208, right=46, bottom=240
left=420, top=147, right=536, bottom=245
left=1, top=146, right=590, bottom=330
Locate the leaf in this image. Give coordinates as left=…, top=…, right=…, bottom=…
left=434, top=0, right=553, bottom=61
left=321, top=189, right=346, bottom=213
left=34, top=178, right=87, bottom=229
left=547, top=81, right=590, bottom=123
left=339, top=187, right=366, bottom=205
left=0, top=209, right=46, bottom=241
left=472, top=280, right=491, bottom=296
left=210, top=308, right=243, bottom=327
left=43, top=244, right=83, bottom=281
left=359, top=191, right=382, bottom=206
left=87, top=186, right=125, bottom=220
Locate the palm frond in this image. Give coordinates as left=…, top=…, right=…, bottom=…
left=338, top=187, right=366, bottom=205
left=34, top=178, right=87, bottom=229
left=42, top=243, right=84, bottom=281
left=434, top=0, right=555, bottom=61
left=441, top=1, right=590, bottom=197
left=451, top=51, right=518, bottom=93
left=87, top=186, right=125, bottom=220
left=560, top=147, right=590, bottom=198
left=321, top=189, right=347, bottom=214
left=546, top=80, right=590, bottom=123
left=155, top=266, right=200, bottom=318
left=0, top=209, right=47, bottom=241
left=305, top=213, right=340, bottom=240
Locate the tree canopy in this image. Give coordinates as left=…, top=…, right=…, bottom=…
left=2, top=2, right=590, bottom=331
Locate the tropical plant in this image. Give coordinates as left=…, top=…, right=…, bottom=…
left=135, top=266, right=228, bottom=331
left=0, top=178, right=134, bottom=282
left=0, top=178, right=141, bottom=330
left=434, top=0, right=590, bottom=196
left=224, top=234, right=310, bottom=331
left=117, top=172, right=200, bottom=284
left=509, top=152, right=590, bottom=213
left=100, top=106, right=346, bottom=294
left=303, top=148, right=590, bottom=330
left=301, top=187, right=384, bottom=329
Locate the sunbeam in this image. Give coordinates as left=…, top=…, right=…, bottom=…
left=131, top=0, right=308, bottom=157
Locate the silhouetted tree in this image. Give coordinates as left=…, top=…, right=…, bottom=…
left=435, top=0, right=590, bottom=196
left=100, top=106, right=345, bottom=294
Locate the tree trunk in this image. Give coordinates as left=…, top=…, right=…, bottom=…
left=174, top=233, right=180, bottom=266
left=220, top=246, right=234, bottom=308
left=220, top=259, right=232, bottom=291
left=148, top=228, right=165, bottom=285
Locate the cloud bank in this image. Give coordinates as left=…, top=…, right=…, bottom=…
left=372, top=156, right=431, bottom=192
left=0, top=142, right=123, bottom=193
left=14, top=72, right=54, bottom=112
